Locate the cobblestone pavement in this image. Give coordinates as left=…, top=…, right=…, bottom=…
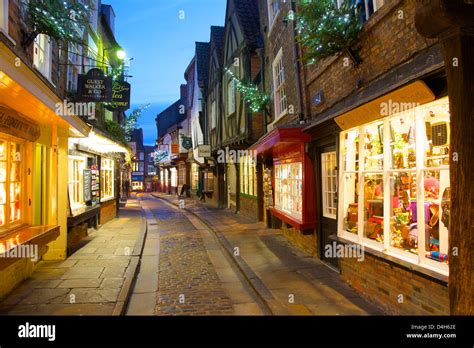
left=0, top=198, right=145, bottom=316
left=153, top=193, right=385, bottom=316
left=127, top=195, right=264, bottom=316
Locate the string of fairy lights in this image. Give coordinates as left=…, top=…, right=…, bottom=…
left=224, top=68, right=269, bottom=113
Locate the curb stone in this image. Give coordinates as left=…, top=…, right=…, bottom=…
left=112, top=195, right=148, bottom=316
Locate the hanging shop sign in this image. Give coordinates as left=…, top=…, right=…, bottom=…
left=77, top=68, right=112, bottom=102
left=198, top=145, right=211, bottom=158
left=0, top=106, right=40, bottom=142
left=104, top=81, right=131, bottom=111
left=181, top=135, right=193, bottom=151
left=171, top=144, right=180, bottom=156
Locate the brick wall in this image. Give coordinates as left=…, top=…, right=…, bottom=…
left=302, top=0, right=439, bottom=121
left=239, top=195, right=258, bottom=222
left=281, top=224, right=318, bottom=257
left=259, top=0, right=301, bottom=126
left=340, top=254, right=449, bottom=315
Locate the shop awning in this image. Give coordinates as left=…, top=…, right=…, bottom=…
left=333, top=81, right=435, bottom=131
left=250, top=126, right=311, bottom=155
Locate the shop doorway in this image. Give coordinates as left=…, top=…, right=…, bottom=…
left=318, top=146, right=339, bottom=270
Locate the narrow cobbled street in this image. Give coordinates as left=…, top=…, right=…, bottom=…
left=127, top=194, right=383, bottom=316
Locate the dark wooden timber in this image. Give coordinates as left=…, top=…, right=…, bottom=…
left=415, top=0, right=474, bottom=315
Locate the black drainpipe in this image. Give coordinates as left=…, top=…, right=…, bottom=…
left=291, top=0, right=306, bottom=124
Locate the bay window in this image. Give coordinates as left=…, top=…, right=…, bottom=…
left=275, top=162, right=303, bottom=220
left=0, top=139, right=24, bottom=232
left=338, top=98, right=450, bottom=273
left=100, top=158, right=115, bottom=201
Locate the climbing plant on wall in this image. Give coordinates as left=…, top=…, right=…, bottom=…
left=22, top=0, right=91, bottom=47
left=294, top=0, right=362, bottom=63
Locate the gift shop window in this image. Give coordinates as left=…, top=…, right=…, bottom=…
left=338, top=97, right=451, bottom=274
left=275, top=162, right=303, bottom=221
left=322, top=152, right=338, bottom=219
left=68, top=157, right=86, bottom=211
left=170, top=168, right=177, bottom=187
left=0, top=139, right=24, bottom=234
left=240, top=155, right=256, bottom=197
left=100, top=158, right=115, bottom=201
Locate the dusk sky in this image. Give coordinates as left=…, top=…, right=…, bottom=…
left=107, top=0, right=227, bottom=144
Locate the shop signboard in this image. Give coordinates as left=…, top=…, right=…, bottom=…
left=198, top=145, right=211, bottom=158
left=132, top=175, right=144, bottom=181
left=171, top=144, right=179, bottom=156
left=0, top=106, right=40, bottom=142
left=77, top=68, right=112, bottom=102
left=104, top=81, right=131, bottom=111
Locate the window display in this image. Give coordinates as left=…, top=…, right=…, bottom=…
left=339, top=98, right=450, bottom=272
left=191, top=164, right=199, bottom=190
left=275, top=162, right=303, bottom=220
left=101, top=158, right=115, bottom=200
left=0, top=139, right=23, bottom=232
left=322, top=152, right=338, bottom=219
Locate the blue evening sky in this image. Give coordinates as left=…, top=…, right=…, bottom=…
left=107, top=0, right=227, bottom=144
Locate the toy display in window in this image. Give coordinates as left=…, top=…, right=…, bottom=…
left=363, top=176, right=384, bottom=242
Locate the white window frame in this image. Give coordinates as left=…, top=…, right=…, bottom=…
left=272, top=48, right=288, bottom=120
left=267, top=0, right=280, bottom=30
left=322, top=151, right=338, bottom=219
left=337, top=0, right=385, bottom=21
left=337, top=97, right=450, bottom=276
left=33, top=34, right=52, bottom=80
left=68, top=156, right=86, bottom=211
left=0, top=0, right=8, bottom=33
left=274, top=162, right=303, bottom=221
left=100, top=158, right=115, bottom=201
left=227, top=79, right=236, bottom=116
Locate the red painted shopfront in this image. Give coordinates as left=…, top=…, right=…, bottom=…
left=252, top=127, right=316, bottom=231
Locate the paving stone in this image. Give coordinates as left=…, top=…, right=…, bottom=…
left=61, top=267, right=105, bottom=280
left=57, top=279, right=103, bottom=289
left=101, top=278, right=124, bottom=289
left=66, top=289, right=120, bottom=304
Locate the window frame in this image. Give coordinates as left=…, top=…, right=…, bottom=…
left=0, top=0, right=8, bottom=33
left=100, top=158, right=115, bottom=201
left=272, top=48, right=288, bottom=120
left=68, top=156, right=86, bottom=212
left=227, top=78, right=236, bottom=116
left=338, top=97, right=450, bottom=275
left=267, top=0, right=280, bottom=31
left=33, top=34, right=52, bottom=80
left=0, top=139, right=26, bottom=235
left=322, top=151, right=338, bottom=219
left=239, top=155, right=256, bottom=197
left=274, top=161, right=303, bottom=221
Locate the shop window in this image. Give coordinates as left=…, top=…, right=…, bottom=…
left=33, top=34, right=52, bottom=80
left=0, top=140, right=24, bottom=232
left=339, top=98, right=450, bottom=273
left=191, top=163, right=199, bottom=191
left=0, top=0, right=8, bottom=32
left=100, top=158, right=115, bottom=201
left=272, top=49, right=288, bottom=119
left=204, top=171, right=214, bottom=193
left=322, top=152, right=338, bottom=219
left=240, top=155, right=256, bottom=197
left=68, top=157, right=86, bottom=210
left=275, top=162, right=303, bottom=220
